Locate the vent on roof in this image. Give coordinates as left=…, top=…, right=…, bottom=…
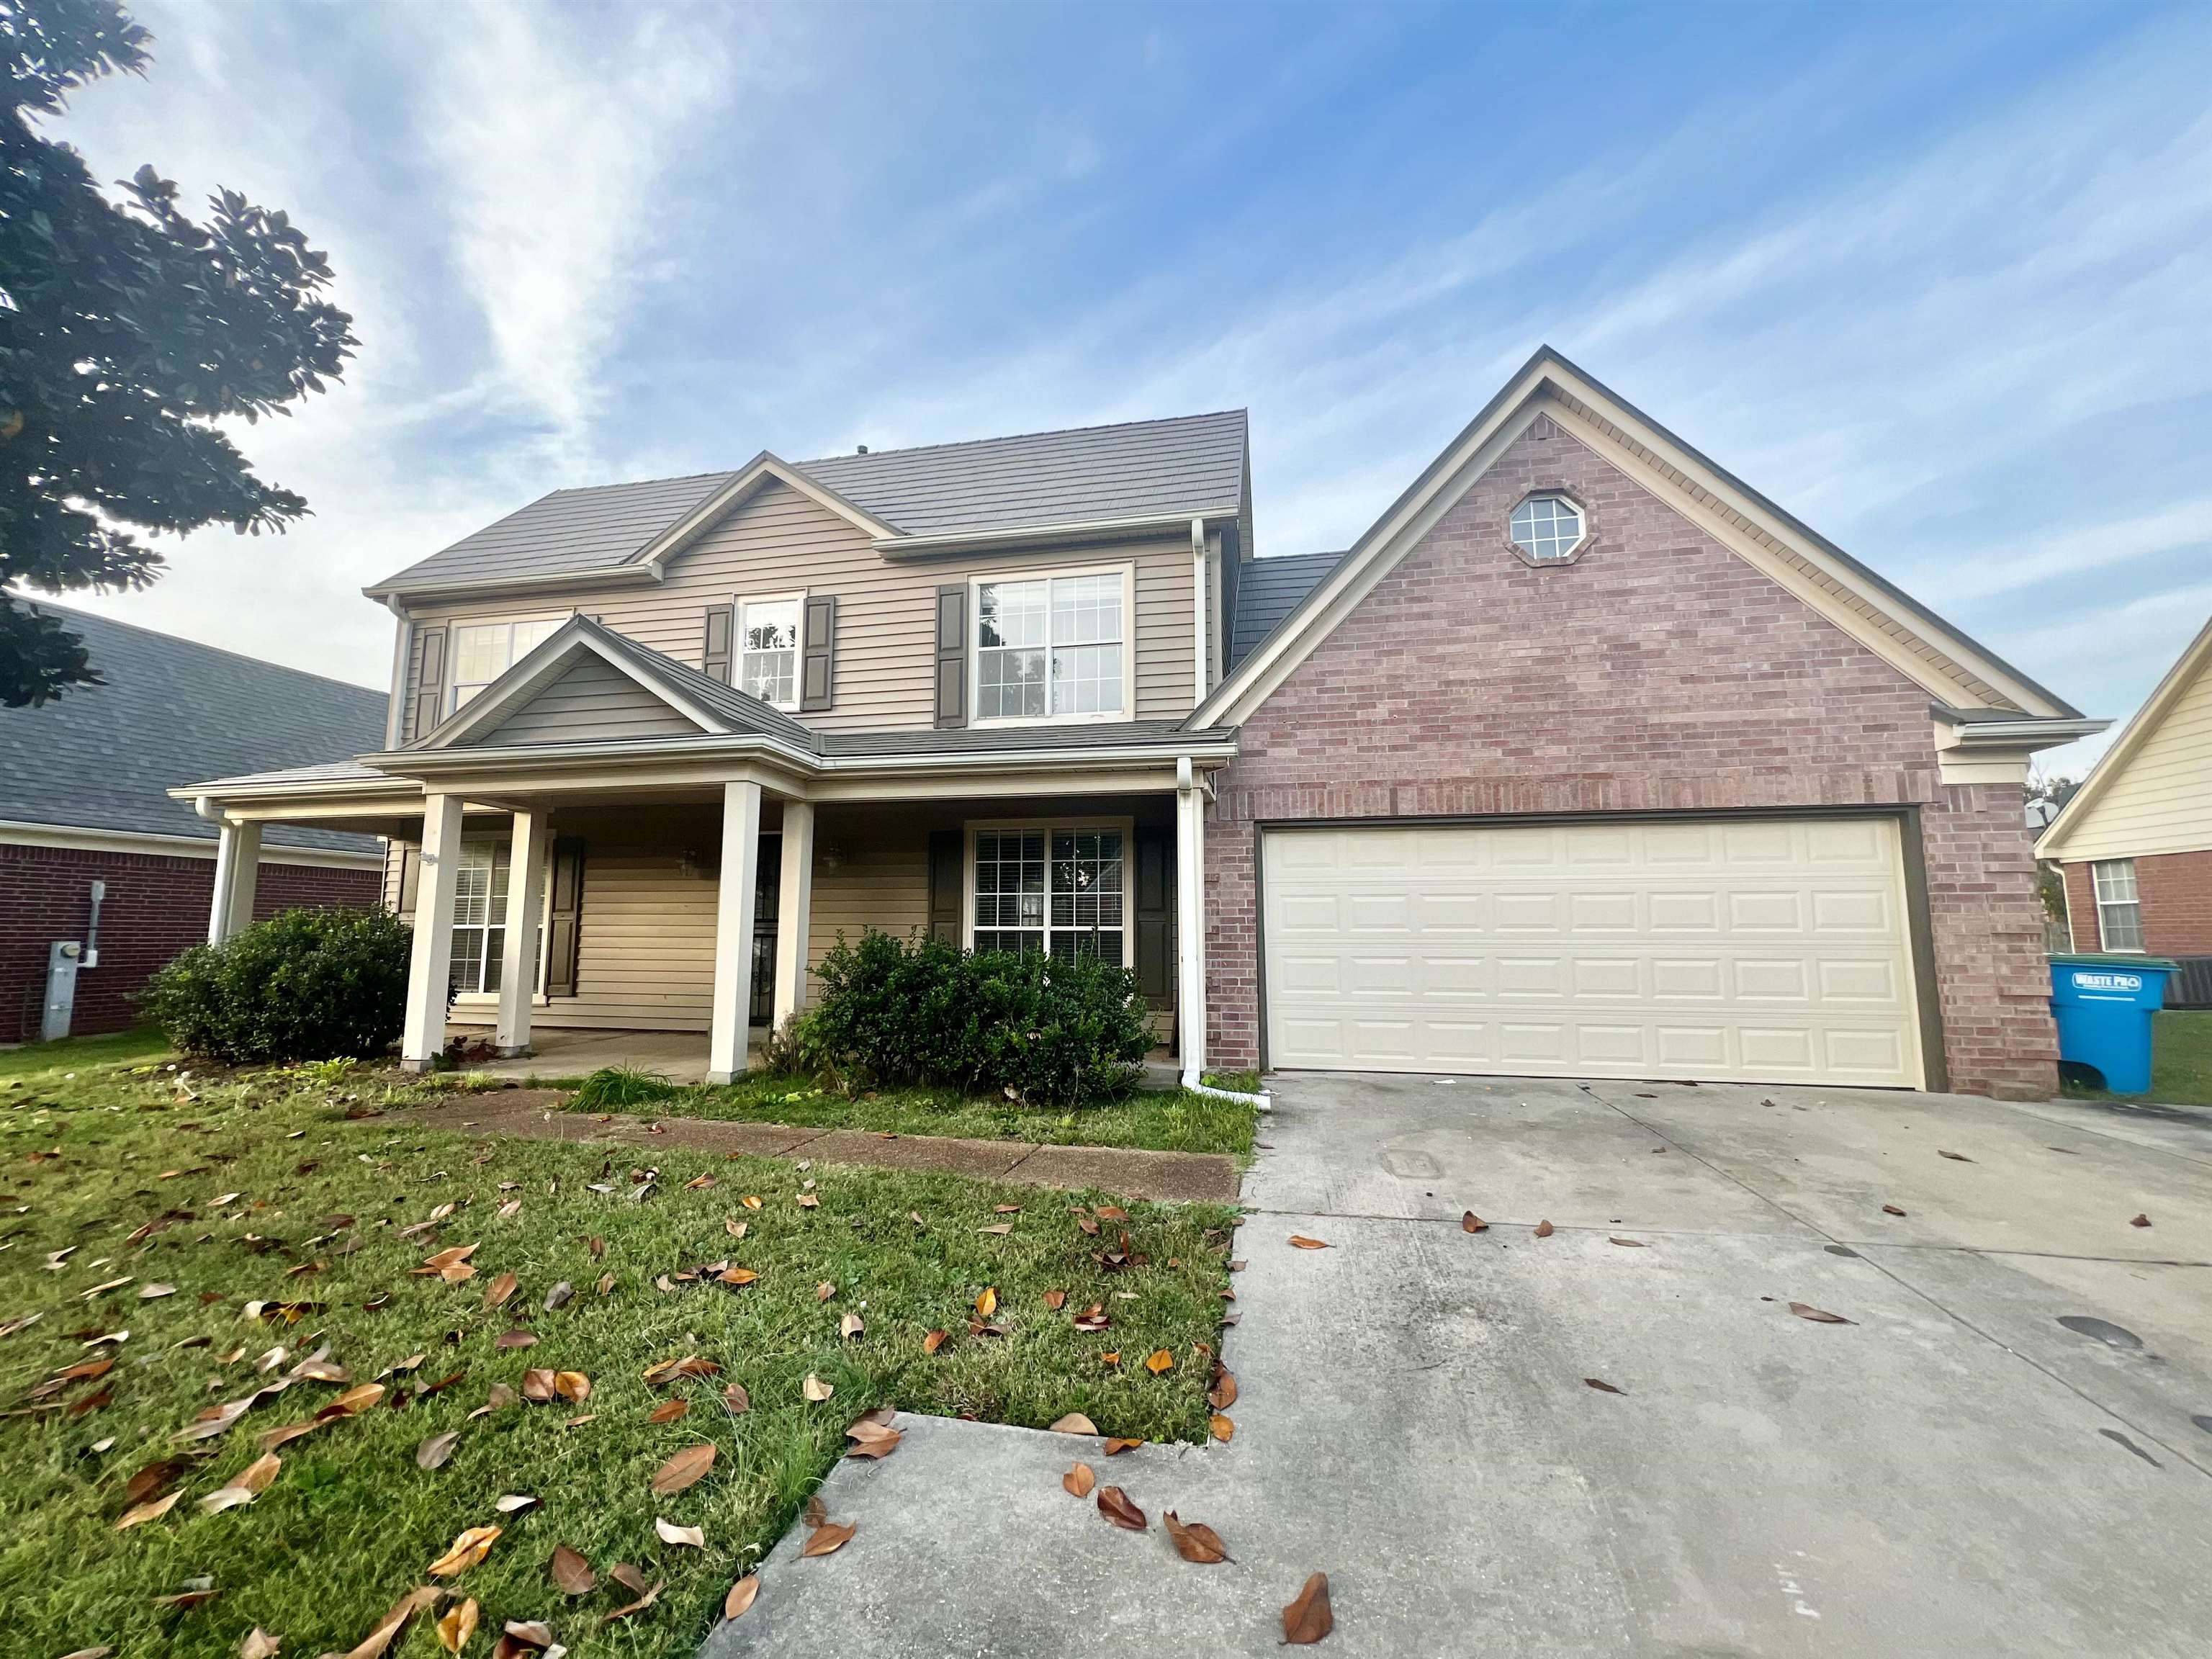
left=856, top=445, right=868, bottom=454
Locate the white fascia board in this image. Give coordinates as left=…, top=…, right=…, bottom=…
left=362, top=562, right=658, bottom=603
left=638, top=454, right=902, bottom=574
left=873, top=508, right=1241, bottom=557
left=0, top=819, right=384, bottom=868
left=410, top=624, right=723, bottom=751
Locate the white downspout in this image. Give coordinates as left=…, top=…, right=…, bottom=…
left=1175, top=754, right=1269, bottom=1110
left=1190, top=516, right=1208, bottom=706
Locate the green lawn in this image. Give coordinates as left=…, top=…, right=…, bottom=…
left=556, top=1071, right=1259, bottom=1160
left=2062, top=1009, right=2212, bottom=1107
left=0, top=1054, right=1235, bottom=1659
left=0, top=1025, right=173, bottom=1080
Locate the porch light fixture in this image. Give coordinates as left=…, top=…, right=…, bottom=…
left=818, top=839, right=845, bottom=874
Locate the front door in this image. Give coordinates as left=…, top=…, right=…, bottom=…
left=750, top=833, right=781, bottom=1028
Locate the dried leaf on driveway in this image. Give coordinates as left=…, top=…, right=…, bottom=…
left=416, top=1430, right=461, bottom=1470
left=1104, top=1437, right=1144, bottom=1455
left=1048, top=1412, right=1097, bottom=1435
left=1532, top=1220, right=1554, bottom=1238
left=801, top=1520, right=856, bottom=1557
left=1164, top=1511, right=1231, bottom=1563
left=1095, top=1485, right=1146, bottom=1531
left=1583, top=1377, right=1624, bottom=1395
left=1210, top=1413, right=1236, bottom=1442
left=549, top=1544, right=595, bottom=1595
left=2131, top=1213, right=2152, bottom=1228
left=434, top=1597, right=478, bottom=1654
left=651, top=1442, right=716, bottom=1495
left=1609, top=1237, right=1646, bottom=1248
left=1461, top=1212, right=1486, bottom=1233
left=1881, top=1204, right=1907, bottom=1217
left=1282, top=1571, right=1334, bottom=1644
left=1937, top=1149, right=1974, bottom=1163
left=655, top=1516, right=706, bottom=1548
left=1063, top=1462, right=1096, bottom=1497
left=845, top=1413, right=902, bottom=1459
left=724, top=1575, right=760, bottom=1620
left=1788, top=1303, right=1854, bottom=1325
left=1287, top=1235, right=1330, bottom=1250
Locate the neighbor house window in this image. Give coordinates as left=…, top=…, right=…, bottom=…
left=451, top=616, right=565, bottom=709
left=975, top=570, right=1127, bottom=721
left=737, top=595, right=802, bottom=710
left=1509, top=494, right=1586, bottom=562
left=447, top=841, right=511, bottom=995
left=972, top=828, right=1125, bottom=963
left=2092, top=859, right=2144, bottom=952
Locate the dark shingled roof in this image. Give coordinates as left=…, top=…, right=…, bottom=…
left=370, top=410, right=1249, bottom=595
left=1229, top=551, right=1345, bottom=671
left=0, top=603, right=386, bottom=853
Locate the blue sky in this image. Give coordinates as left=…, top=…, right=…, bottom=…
left=53, top=1, right=2212, bottom=770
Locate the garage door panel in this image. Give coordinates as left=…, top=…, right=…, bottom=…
left=1263, top=818, right=1920, bottom=1088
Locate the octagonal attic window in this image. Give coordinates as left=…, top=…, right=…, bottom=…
left=1509, top=494, right=1586, bottom=562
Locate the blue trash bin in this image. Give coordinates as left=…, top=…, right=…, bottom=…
left=2049, top=954, right=2177, bottom=1094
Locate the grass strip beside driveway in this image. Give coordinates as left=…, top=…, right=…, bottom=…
left=0, top=1056, right=1234, bottom=1659
left=554, top=1070, right=1260, bottom=1160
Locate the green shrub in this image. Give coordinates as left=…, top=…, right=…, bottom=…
left=572, top=1066, right=685, bottom=1112
left=140, top=907, right=410, bottom=1064
left=804, top=930, right=1152, bottom=1106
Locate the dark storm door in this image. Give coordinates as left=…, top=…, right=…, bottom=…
left=749, top=833, right=781, bottom=1027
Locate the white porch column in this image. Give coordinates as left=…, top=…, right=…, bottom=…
left=400, top=793, right=466, bottom=1073
left=495, top=806, right=550, bottom=1057
left=773, top=798, right=814, bottom=1028
left=207, top=819, right=262, bottom=944
left=1175, top=759, right=1207, bottom=1078
left=707, top=779, right=764, bottom=1084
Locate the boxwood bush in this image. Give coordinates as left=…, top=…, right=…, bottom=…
left=140, top=907, right=412, bottom=1064
left=798, top=929, right=1152, bottom=1105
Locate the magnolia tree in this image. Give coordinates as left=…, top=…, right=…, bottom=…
left=0, top=0, right=354, bottom=704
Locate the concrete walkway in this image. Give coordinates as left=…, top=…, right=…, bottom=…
left=400, top=1088, right=1240, bottom=1205
left=707, top=1073, right=2212, bottom=1659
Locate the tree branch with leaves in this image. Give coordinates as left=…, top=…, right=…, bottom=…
left=0, top=0, right=354, bottom=704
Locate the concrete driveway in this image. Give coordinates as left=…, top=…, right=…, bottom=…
left=709, top=1074, right=2212, bottom=1658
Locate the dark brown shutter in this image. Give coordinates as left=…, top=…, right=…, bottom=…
left=409, top=625, right=448, bottom=739
left=933, top=585, right=968, bottom=729
left=702, top=605, right=734, bottom=684
left=1133, top=827, right=1174, bottom=1005
left=927, top=830, right=963, bottom=944
left=799, top=595, right=837, bottom=711
left=545, top=837, right=586, bottom=997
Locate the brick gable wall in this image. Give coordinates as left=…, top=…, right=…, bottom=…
left=2062, top=850, right=2212, bottom=958
left=0, top=843, right=380, bottom=1041
left=1205, top=412, right=2056, bottom=1099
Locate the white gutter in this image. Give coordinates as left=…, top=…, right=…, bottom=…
left=873, top=508, right=1241, bottom=557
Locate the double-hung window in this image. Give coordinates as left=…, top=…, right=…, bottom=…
left=737, top=595, right=802, bottom=710
left=975, top=569, right=1127, bottom=721
left=447, top=841, right=511, bottom=995
left=973, top=827, right=1126, bottom=963
left=2092, top=859, right=2144, bottom=952
left=451, top=616, right=565, bottom=710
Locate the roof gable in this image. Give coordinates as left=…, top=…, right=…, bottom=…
left=406, top=614, right=819, bottom=755
left=365, top=410, right=1249, bottom=598
left=1192, top=348, right=2081, bottom=730
left=2035, top=617, right=2212, bottom=863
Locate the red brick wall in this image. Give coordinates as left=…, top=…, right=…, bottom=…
left=1205, top=412, right=2058, bottom=1099
left=0, top=842, right=381, bottom=1040
left=2062, top=850, right=2212, bottom=956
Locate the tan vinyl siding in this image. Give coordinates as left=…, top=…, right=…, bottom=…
left=477, top=655, right=703, bottom=746
left=400, top=480, right=1197, bottom=734
left=2056, top=660, right=2212, bottom=860
left=806, top=817, right=929, bottom=971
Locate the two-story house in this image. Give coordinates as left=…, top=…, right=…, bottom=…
left=174, top=349, right=2101, bottom=1098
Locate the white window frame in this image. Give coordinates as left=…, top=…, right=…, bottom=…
left=446, top=613, right=570, bottom=713
left=2092, top=858, right=2144, bottom=953
left=446, top=835, right=553, bottom=1006
left=1507, top=493, right=1589, bottom=563
left=968, top=562, right=1136, bottom=727
left=734, top=590, right=807, bottom=713
left=961, top=816, right=1137, bottom=970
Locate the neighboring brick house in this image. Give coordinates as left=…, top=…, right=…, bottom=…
left=0, top=605, right=387, bottom=1040
left=176, top=349, right=2098, bottom=1098
left=2036, top=616, right=2212, bottom=997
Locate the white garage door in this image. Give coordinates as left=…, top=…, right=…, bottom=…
left=1262, top=817, right=1923, bottom=1087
